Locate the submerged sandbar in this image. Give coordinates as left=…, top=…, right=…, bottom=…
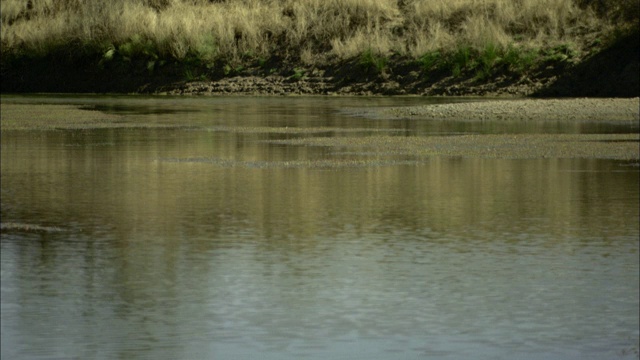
left=1, top=98, right=638, bottom=161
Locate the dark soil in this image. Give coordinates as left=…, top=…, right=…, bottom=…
left=534, top=30, right=640, bottom=97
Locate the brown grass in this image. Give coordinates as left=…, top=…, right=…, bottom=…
left=0, top=0, right=634, bottom=74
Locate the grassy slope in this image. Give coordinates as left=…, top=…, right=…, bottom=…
left=1, top=0, right=638, bottom=95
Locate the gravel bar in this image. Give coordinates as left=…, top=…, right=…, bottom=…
left=370, top=98, right=640, bottom=122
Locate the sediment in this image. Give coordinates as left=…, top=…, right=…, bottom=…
left=363, top=98, right=640, bottom=122
left=2, top=97, right=638, bottom=161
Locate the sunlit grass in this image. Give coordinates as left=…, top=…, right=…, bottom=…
left=0, top=0, right=635, bottom=79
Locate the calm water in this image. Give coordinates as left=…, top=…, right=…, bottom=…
left=1, top=95, right=639, bottom=360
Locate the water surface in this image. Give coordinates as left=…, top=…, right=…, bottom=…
left=1, top=95, right=638, bottom=359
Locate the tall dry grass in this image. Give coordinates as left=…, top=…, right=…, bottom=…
left=0, top=0, right=625, bottom=66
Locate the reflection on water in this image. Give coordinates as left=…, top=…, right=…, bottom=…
left=1, top=96, right=639, bottom=360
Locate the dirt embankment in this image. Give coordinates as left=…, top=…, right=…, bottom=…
left=2, top=29, right=638, bottom=98
left=162, top=30, right=640, bottom=97
left=164, top=68, right=548, bottom=97
left=155, top=34, right=640, bottom=97
left=1, top=54, right=554, bottom=96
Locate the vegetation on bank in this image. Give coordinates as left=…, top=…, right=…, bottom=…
left=1, top=0, right=638, bottom=92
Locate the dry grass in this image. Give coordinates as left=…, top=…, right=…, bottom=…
left=0, top=0, right=630, bottom=67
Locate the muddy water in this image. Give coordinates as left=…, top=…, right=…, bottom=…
left=1, top=96, right=638, bottom=359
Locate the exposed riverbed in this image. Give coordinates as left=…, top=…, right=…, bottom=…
left=3, top=97, right=638, bottom=161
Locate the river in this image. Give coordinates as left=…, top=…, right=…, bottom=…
left=1, top=95, right=638, bottom=359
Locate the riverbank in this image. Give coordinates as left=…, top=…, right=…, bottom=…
left=159, top=29, right=640, bottom=97
left=1, top=0, right=638, bottom=97
left=3, top=43, right=637, bottom=97
left=3, top=29, right=639, bottom=97
left=3, top=34, right=638, bottom=97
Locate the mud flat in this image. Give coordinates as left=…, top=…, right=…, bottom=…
left=268, top=133, right=640, bottom=161
left=366, top=97, right=640, bottom=122
left=0, top=104, right=125, bottom=130
left=326, top=97, right=640, bottom=161
left=0, top=104, right=193, bottom=130
left=2, top=98, right=638, bottom=161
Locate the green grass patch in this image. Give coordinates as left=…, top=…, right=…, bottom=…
left=475, top=43, right=501, bottom=80
left=419, top=44, right=544, bottom=80
left=192, top=34, right=218, bottom=64
left=289, top=68, right=306, bottom=81
left=448, top=46, right=475, bottom=77
left=184, top=67, right=208, bottom=82
left=359, top=48, right=388, bottom=74
left=118, top=35, right=159, bottom=62
left=503, top=45, right=538, bottom=72
left=418, top=51, right=442, bottom=77
left=223, top=63, right=245, bottom=76
left=543, top=43, right=579, bottom=63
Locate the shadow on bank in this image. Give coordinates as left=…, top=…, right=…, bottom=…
left=0, top=53, right=184, bottom=94
left=533, top=29, right=639, bottom=98
left=1, top=29, right=638, bottom=97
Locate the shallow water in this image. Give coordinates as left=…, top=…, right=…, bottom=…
left=1, top=95, right=639, bottom=359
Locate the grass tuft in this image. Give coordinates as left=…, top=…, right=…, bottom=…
left=476, top=43, right=501, bottom=79
left=359, top=48, right=388, bottom=74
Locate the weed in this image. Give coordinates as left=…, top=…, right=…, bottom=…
left=118, top=35, right=158, bottom=62
left=290, top=68, right=306, bottom=81
left=223, top=64, right=232, bottom=76
left=476, top=43, right=501, bottom=79
left=419, top=51, right=442, bottom=71
left=503, top=46, right=538, bottom=72
left=193, top=34, right=218, bottom=64
left=146, top=60, right=156, bottom=73
left=445, top=46, right=475, bottom=77
left=184, top=68, right=196, bottom=81
left=544, top=43, right=579, bottom=63
left=359, top=48, right=388, bottom=74
left=102, top=45, right=116, bottom=62
left=98, top=44, right=116, bottom=69
left=184, top=67, right=207, bottom=81
left=223, top=63, right=245, bottom=76
left=451, top=64, right=462, bottom=78
left=481, top=44, right=500, bottom=70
